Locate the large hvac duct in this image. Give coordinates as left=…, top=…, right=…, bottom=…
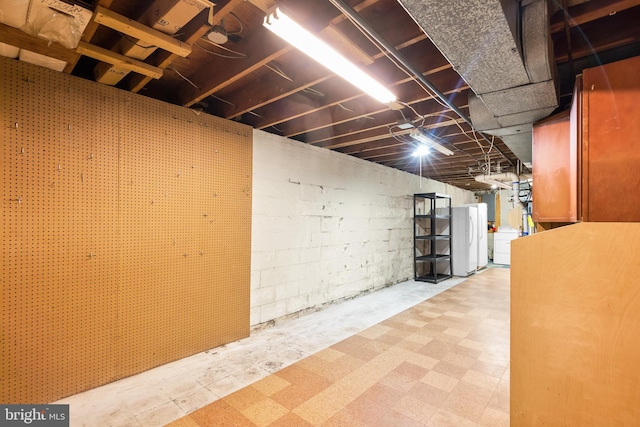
left=397, top=0, right=559, bottom=165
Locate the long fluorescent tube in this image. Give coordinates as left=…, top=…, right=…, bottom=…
left=410, top=128, right=454, bottom=156
left=263, top=8, right=397, bottom=105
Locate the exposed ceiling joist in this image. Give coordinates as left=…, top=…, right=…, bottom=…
left=2, top=0, right=637, bottom=191
left=76, top=41, right=163, bottom=78
left=92, top=6, right=192, bottom=57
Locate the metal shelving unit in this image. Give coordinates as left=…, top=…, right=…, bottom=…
left=414, top=193, right=452, bottom=283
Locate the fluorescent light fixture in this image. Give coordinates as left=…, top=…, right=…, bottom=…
left=412, top=144, right=430, bottom=157
left=263, top=8, right=397, bottom=105
left=410, top=128, right=454, bottom=156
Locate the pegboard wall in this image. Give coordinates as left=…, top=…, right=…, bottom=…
left=1, top=57, right=252, bottom=403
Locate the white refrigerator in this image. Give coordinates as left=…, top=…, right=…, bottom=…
left=452, top=206, right=478, bottom=277
left=465, top=203, right=489, bottom=270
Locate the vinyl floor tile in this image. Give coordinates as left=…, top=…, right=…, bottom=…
left=59, top=268, right=510, bottom=426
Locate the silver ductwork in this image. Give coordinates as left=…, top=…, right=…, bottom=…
left=397, top=0, right=558, bottom=165
left=474, top=172, right=532, bottom=190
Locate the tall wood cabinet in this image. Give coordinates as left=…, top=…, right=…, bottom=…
left=532, top=55, right=640, bottom=223
left=511, top=222, right=640, bottom=426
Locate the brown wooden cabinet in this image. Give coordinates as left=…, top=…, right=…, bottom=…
left=511, top=223, right=640, bottom=426
left=532, top=109, right=577, bottom=222
left=532, top=55, right=640, bottom=223
left=581, top=55, right=640, bottom=222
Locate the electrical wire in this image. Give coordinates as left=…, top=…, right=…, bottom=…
left=338, top=8, right=496, bottom=155
left=302, top=87, right=325, bottom=97
left=398, top=101, right=424, bottom=127
left=336, top=103, right=354, bottom=112
left=227, top=12, right=244, bottom=35
left=195, top=42, right=248, bottom=59
left=209, top=94, right=235, bottom=107
left=417, top=110, right=489, bottom=155
left=168, top=66, right=198, bottom=89
left=265, top=63, right=293, bottom=82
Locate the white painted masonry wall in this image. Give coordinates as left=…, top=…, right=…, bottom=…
left=251, top=130, right=476, bottom=326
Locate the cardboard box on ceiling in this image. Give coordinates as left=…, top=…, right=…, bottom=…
left=17, top=0, right=92, bottom=71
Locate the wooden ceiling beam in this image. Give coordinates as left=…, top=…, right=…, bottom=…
left=76, top=41, right=163, bottom=78
left=553, top=8, right=640, bottom=63
left=189, top=0, right=426, bottom=116
left=337, top=130, right=477, bottom=155
left=213, top=29, right=428, bottom=121
left=366, top=146, right=506, bottom=165
left=351, top=139, right=494, bottom=161
left=125, top=7, right=214, bottom=92
left=210, top=51, right=332, bottom=119
left=307, top=92, right=470, bottom=146
left=313, top=115, right=470, bottom=151
left=176, top=0, right=346, bottom=107
left=214, top=0, right=252, bottom=24
left=550, top=0, right=640, bottom=33
left=0, top=22, right=80, bottom=65
left=92, top=6, right=192, bottom=57
left=65, top=0, right=115, bottom=73
left=249, top=40, right=451, bottom=132
left=176, top=27, right=292, bottom=106
left=283, top=72, right=467, bottom=145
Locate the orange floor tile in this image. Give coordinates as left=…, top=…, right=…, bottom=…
left=167, top=268, right=510, bottom=426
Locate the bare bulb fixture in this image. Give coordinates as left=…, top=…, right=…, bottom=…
left=412, top=144, right=430, bottom=157
left=410, top=128, right=454, bottom=156
left=207, top=25, right=228, bottom=44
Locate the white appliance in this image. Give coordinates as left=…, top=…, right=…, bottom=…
left=464, top=203, right=488, bottom=270
left=451, top=206, right=478, bottom=276
left=493, top=227, right=519, bottom=265
left=433, top=208, right=452, bottom=278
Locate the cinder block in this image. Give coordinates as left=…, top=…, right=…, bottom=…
left=250, top=307, right=261, bottom=326
left=251, top=286, right=275, bottom=306
left=299, top=247, right=321, bottom=264
left=274, top=248, right=301, bottom=267
left=275, top=281, right=300, bottom=301
left=250, top=249, right=275, bottom=271
left=286, top=294, right=311, bottom=314
left=250, top=271, right=261, bottom=290
left=259, top=300, right=287, bottom=324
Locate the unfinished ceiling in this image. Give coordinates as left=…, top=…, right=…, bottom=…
left=1, top=0, right=639, bottom=191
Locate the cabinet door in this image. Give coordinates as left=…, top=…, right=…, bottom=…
left=532, top=109, right=577, bottom=222
left=582, top=55, right=640, bottom=221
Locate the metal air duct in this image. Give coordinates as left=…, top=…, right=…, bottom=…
left=398, top=0, right=558, bottom=165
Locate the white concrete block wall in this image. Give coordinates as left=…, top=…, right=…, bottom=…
left=251, top=130, right=476, bottom=326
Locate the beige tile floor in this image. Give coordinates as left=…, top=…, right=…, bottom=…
left=168, top=268, right=510, bottom=426
left=57, top=268, right=509, bottom=426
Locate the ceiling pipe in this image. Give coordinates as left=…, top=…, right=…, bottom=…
left=474, top=172, right=532, bottom=190
left=328, top=0, right=515, bottom=168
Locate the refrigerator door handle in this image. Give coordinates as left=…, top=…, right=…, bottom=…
left=469, top=215, right=475, bottom=246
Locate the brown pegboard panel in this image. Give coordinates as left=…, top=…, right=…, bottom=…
left=1, top=57, right=119, bottom=403
left=198, top=114, right=252, bottom=343
left=117, top=96, right=252, bottom=379
left=2, top=56, right=252, bottom=404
